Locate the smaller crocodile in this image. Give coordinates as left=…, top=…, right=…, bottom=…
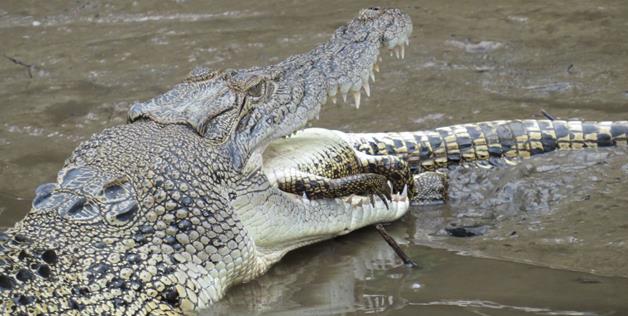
left=264, top=119, right=628, bottom=203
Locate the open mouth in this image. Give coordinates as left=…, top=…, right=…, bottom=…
left=261, top=30, right=413, bottom=222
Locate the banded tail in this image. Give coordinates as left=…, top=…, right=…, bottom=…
left=347, top=120, right=628, bottom=172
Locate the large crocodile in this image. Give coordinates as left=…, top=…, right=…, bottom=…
left=0, top=7, right=414, bottom=315
left=1, top=6, right=627, bottom=316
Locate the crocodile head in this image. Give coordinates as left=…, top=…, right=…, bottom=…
left=128, top=6, right=413, bottom=262
left=128, top=7, right=412, bottom=167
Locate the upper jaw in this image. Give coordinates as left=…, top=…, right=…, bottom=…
left=239, top=7, right=413, bottom=151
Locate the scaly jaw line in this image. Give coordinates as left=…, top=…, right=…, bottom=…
left=281, top=31, right=412, bottom=138
left=286, top=183, right=410, bottom=216
left=324, top=31, right=411, bottom=110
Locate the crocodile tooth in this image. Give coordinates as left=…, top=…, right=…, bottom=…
left=327, top=84, right=338, bottom=97
left=339, top=82, right=351, bottom=103
left=331, top=96, right=337, bottom=104
left=352, top=91, right=361, bottom=109
left=394, top=46, right=401, bottom=59
left=389, top=50, right=394, bottom=57
left=351, top=195, right=361, bottom=207
left=404, top=38, right=410, bottom=46
left=378, top=56, right=383, bottom=63
left=373, top=63, right=380, bottom=73
left=400, top=45, right=405, bottom=59
left=369, top=68, right=376, bottom=82
left=315, top=113, right=320, bottom=120
left=363, top=81, right=370, bottom=97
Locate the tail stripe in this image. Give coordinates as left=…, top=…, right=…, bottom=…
left=509, top=121, right=530, bottom=158
left=610, top=121, right=628, bottom=145
left=496, top=123, right=518, bottom=158
left=523, top=120, right=545, bottom=155
left=348, top=119, right=627, bottom=172
left=582, top=121, right=599, bottom=148
left=597, top=121, right=613, bottom=146
left=538, top=120, right=558, bottom=153
left=437, top=127, right=461, bottom=163
left=567, top=121, right=585, bottom=149
left=453, top=124, right=475, bottom=161
left=465, top=124, right=489, bottom=160
left=553, top=121, right=570, bottom=149
left=478, top=122, right=504, bottom=157
left=427, top=131, right=447, bottom=168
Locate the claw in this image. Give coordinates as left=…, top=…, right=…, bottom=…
left=369, top=194, right=376, bottom=207
left=377, top=193, right=390, bottom=210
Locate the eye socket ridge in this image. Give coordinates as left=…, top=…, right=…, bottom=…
left=246, top=80, right=267, bottom=99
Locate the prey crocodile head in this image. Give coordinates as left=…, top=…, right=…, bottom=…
left=0, top=7, right=412, bottom=315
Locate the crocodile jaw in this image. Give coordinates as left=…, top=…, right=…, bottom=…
left=235, top=7, right=413, bottom=157
left=236, top=6, right=414, bottom=261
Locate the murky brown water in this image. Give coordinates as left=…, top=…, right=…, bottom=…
left=1, top=0, right=627, bottom=315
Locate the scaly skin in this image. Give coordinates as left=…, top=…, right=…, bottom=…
left=0, top=8, right=413, bottom=315
left=348, top=119, right=628, bottom=172
left=267, top=120, right=628, bottom=203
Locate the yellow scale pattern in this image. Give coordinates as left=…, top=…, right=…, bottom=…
left=349, top=120, right=628, bottom=172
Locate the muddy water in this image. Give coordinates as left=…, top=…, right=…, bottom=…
left=1, top=0, right=627, bottom=315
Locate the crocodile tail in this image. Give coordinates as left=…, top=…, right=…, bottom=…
left=347, top=120, right=628, bottom=172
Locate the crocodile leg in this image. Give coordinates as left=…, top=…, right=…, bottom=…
left=354, top=151, right=416, bottom=197
left=414, top=171, right=448, bottom=204
left=272, top=169, right=392, bottom=203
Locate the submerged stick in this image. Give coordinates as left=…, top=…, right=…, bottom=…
left=540, top=109, right=557, bottom=121
left=3, top=54, right=34, bottom=78
left=375, top=224, right=417, bottom=268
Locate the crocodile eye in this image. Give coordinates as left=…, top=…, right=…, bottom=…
left=358, top=7, right=383, bottom=20
left=247, top=81, right=266, bottom=99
